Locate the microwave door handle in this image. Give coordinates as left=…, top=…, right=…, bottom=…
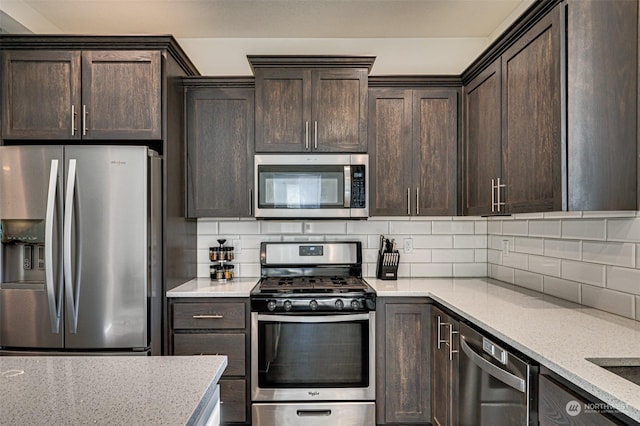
left=257, top=313, right=370, bottom=323
left=460, top=335, right=526, bottom=393
left=344, top=165, right=351, bottom=208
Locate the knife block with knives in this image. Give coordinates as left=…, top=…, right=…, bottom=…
left=376, top=235, right=400, bottom=280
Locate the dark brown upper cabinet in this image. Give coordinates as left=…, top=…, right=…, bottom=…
left=184, top=80, right=255, bottom=218
left=249, top=56, right=374, bottom=153
left=368, top=87, right=458, bottom=216
left=463, top=0, right=638, bottom=215
left=2, top=50, right=161, bottom=140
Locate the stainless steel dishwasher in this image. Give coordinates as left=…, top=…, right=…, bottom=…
left=458, top=322, right=538, bottom=425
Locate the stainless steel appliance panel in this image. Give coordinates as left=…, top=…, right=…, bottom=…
left=252, top=402, right=375, bottom=426
left=458, top=322, right=537, bottom=426
left=63, top=146, right=149, bottom=349
left=0, top=146, right=64, bottom=349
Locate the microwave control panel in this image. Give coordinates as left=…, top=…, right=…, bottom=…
left=351, top=165, right=366, bottom=208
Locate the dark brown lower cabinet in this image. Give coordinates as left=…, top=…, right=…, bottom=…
left=431, top=305, right=459, bottom=426
left=376, top=298, right=431, bottom=424
left=539, top=368, right=634, bottom=426
left=169, top=298, right=250, bottom=425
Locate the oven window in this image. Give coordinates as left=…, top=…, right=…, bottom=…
left=257, top=319, right=369, bottom=388
left=258, top=165, right=345, bottom=209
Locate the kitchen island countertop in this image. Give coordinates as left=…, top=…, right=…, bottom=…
left=0, top=355, right=227, bottom=425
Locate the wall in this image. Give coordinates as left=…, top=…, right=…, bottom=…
left=487, top=212, right=640, bottom=322
left=197, top=217, right=488, bottom=279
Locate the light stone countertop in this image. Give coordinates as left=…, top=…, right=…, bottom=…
left=167, top=278, right=259, bottom=297
left=0, top=355, right=227, bottom=425
left=166, top=276, right=640, bottom=422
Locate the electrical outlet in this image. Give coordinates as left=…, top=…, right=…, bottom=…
left=403, top=238, right=413, bottom=253
left=233, top=239, right=241, bottom=253
left=502, top=239, right=510, bottom=257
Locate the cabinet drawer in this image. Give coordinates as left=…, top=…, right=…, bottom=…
left=173, top=302, right=246, bottom=329
left=220, top=379, right=247, bottom=424
left=173, top=334, right=246, bottom=376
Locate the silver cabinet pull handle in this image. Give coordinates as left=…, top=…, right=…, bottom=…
left=436, top=316, right=446, bottom=349
left=314, top=121, right=318, bottom=149
left=491, top=178, right=496, bottom=213
left=82, top=105, right=88, bottom=136
left=305, top=121, right=309, bottom=150
left=192, top=314, right=224, bottom=319
left=496, top=177, right=506, bottom=213
left=407, top=188, right=411, bottom=215
left=71, top=105, right=77, bottom=136
left=416, top=187, right=420, bottom=215
left=449, top=325, right=459, bottom=361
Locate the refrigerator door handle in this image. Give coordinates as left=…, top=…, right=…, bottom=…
left=45, top=160, right=63, bottom=333
left=64, top=159, right=82, bottom=334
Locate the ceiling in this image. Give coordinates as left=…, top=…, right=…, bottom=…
left=2, top=0, right=532, bottom=39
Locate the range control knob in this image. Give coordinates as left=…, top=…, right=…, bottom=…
left=335, top=299, right=344, bottom=310
left=267, top=300, right=277, bottom=311
left=309, top=299, right=318, bottom=311
left=351, top=300, right=361, bottom=310
left=283, top=300, right=293, bottom=312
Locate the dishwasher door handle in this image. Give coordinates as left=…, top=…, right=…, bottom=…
left=460, top=336, right=526, bottom=393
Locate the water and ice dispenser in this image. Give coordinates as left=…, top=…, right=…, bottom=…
left=1, top=220, right=47, bottom=283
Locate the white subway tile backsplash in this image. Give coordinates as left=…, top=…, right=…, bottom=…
left=581, top=285, right=635, bottom=319
left=413, top=235, right=453, bottom=249
left=490, top=264, right=515, bottom=283
left=487, top=220, right=502, bottom=235
left=514, top=237, right=544, bottom=255
left=562, top=219, right=606, bottom=240
left=607, top=218, right=640, bottom=242
left=475, top=249, right=488, bottom=263
left=347, top=220, right=389, bottom=235
left=542, top=211, right=582, bottom=219
left=501, top=252, right=529, bottom=270
left=398, top=249, right=432, bottom=263
left=489, top=235, right=513, bottom=250
left=561, top=260, right=606, bottom=287
left=475, top=220, right=488, bottom=235
left=411, top=263, right=453, bottom=277
left=303, top=221, right=347, bottom=234
left=487, top=249, right=502, bottom=265
left=219, top=220, right=261, bottom=234
left=502, top=220, right=529, bottom=236
left=528, top=255, right=561, bottom=277
left=432, top=221, right=475, bottom=235
left=582, top=241, right=635, bottom=267
left=582, top=211, right=637, bottom=218
left=390, top=221, right=431, bottom=235
left=454, top=263, right=487, bottom=277
left=454, top=235, right=487, bottom=249
left=512, top=212, right=545, bottom=220
left=543, top=276, right=581, bottom=303
left=432, top=249, right=475, bottom=263
left=514, top=270, right=544, bottom=292
left=261, top=221, right=304, bottom=234
left=528, top=220, right=561, bottom=238
left=543, top=239, right=581, bottom=260
left=606, top=266, right=640, bottom=295
left=197, top=220, right=219, bottom=234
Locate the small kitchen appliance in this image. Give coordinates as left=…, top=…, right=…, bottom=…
left=251, top=240, right=376, bottom=425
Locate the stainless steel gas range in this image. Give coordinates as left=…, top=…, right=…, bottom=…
left=250, top=241, right=376, bottom=426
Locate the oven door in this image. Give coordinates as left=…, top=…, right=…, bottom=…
left=251, top=312, right=375, bottom=401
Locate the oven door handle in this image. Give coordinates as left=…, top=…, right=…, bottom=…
left=257, top=313, right=371, bottom=323
left=460, top=335, right=526, bottom=393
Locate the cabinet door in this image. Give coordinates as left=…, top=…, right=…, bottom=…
left=413, top=89, right=458, bottom=216
left=186, top=87, right=254, bottom=217
left=254, top=68, right=310, bottom=152
left=431, top=307, right=458, bottom=426
left=311, top=68, right=368, bottom=152
left=502, top=7, right=562, bottom=213
left=382, top=303, right=431, bottom=424
left=82, top=50, right=161, bottom=139
left=368, top=88, right=413, bottom=216
left=2, top=50, right=81, bottom=140
left=463, top=59, right=502, bottom=216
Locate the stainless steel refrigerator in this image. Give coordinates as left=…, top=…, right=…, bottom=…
left=0, top=145, right=161, bottom=354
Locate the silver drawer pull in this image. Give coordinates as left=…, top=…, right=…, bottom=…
left=192, top=314, right=224, bottom=319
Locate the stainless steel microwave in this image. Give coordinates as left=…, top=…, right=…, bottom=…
left=254, top=154, right=368, bottom=219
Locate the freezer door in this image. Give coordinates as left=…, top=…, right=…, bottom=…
left=0, top=146, right=65, bottom=349
left=63, top=146, right=150, bottom=350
